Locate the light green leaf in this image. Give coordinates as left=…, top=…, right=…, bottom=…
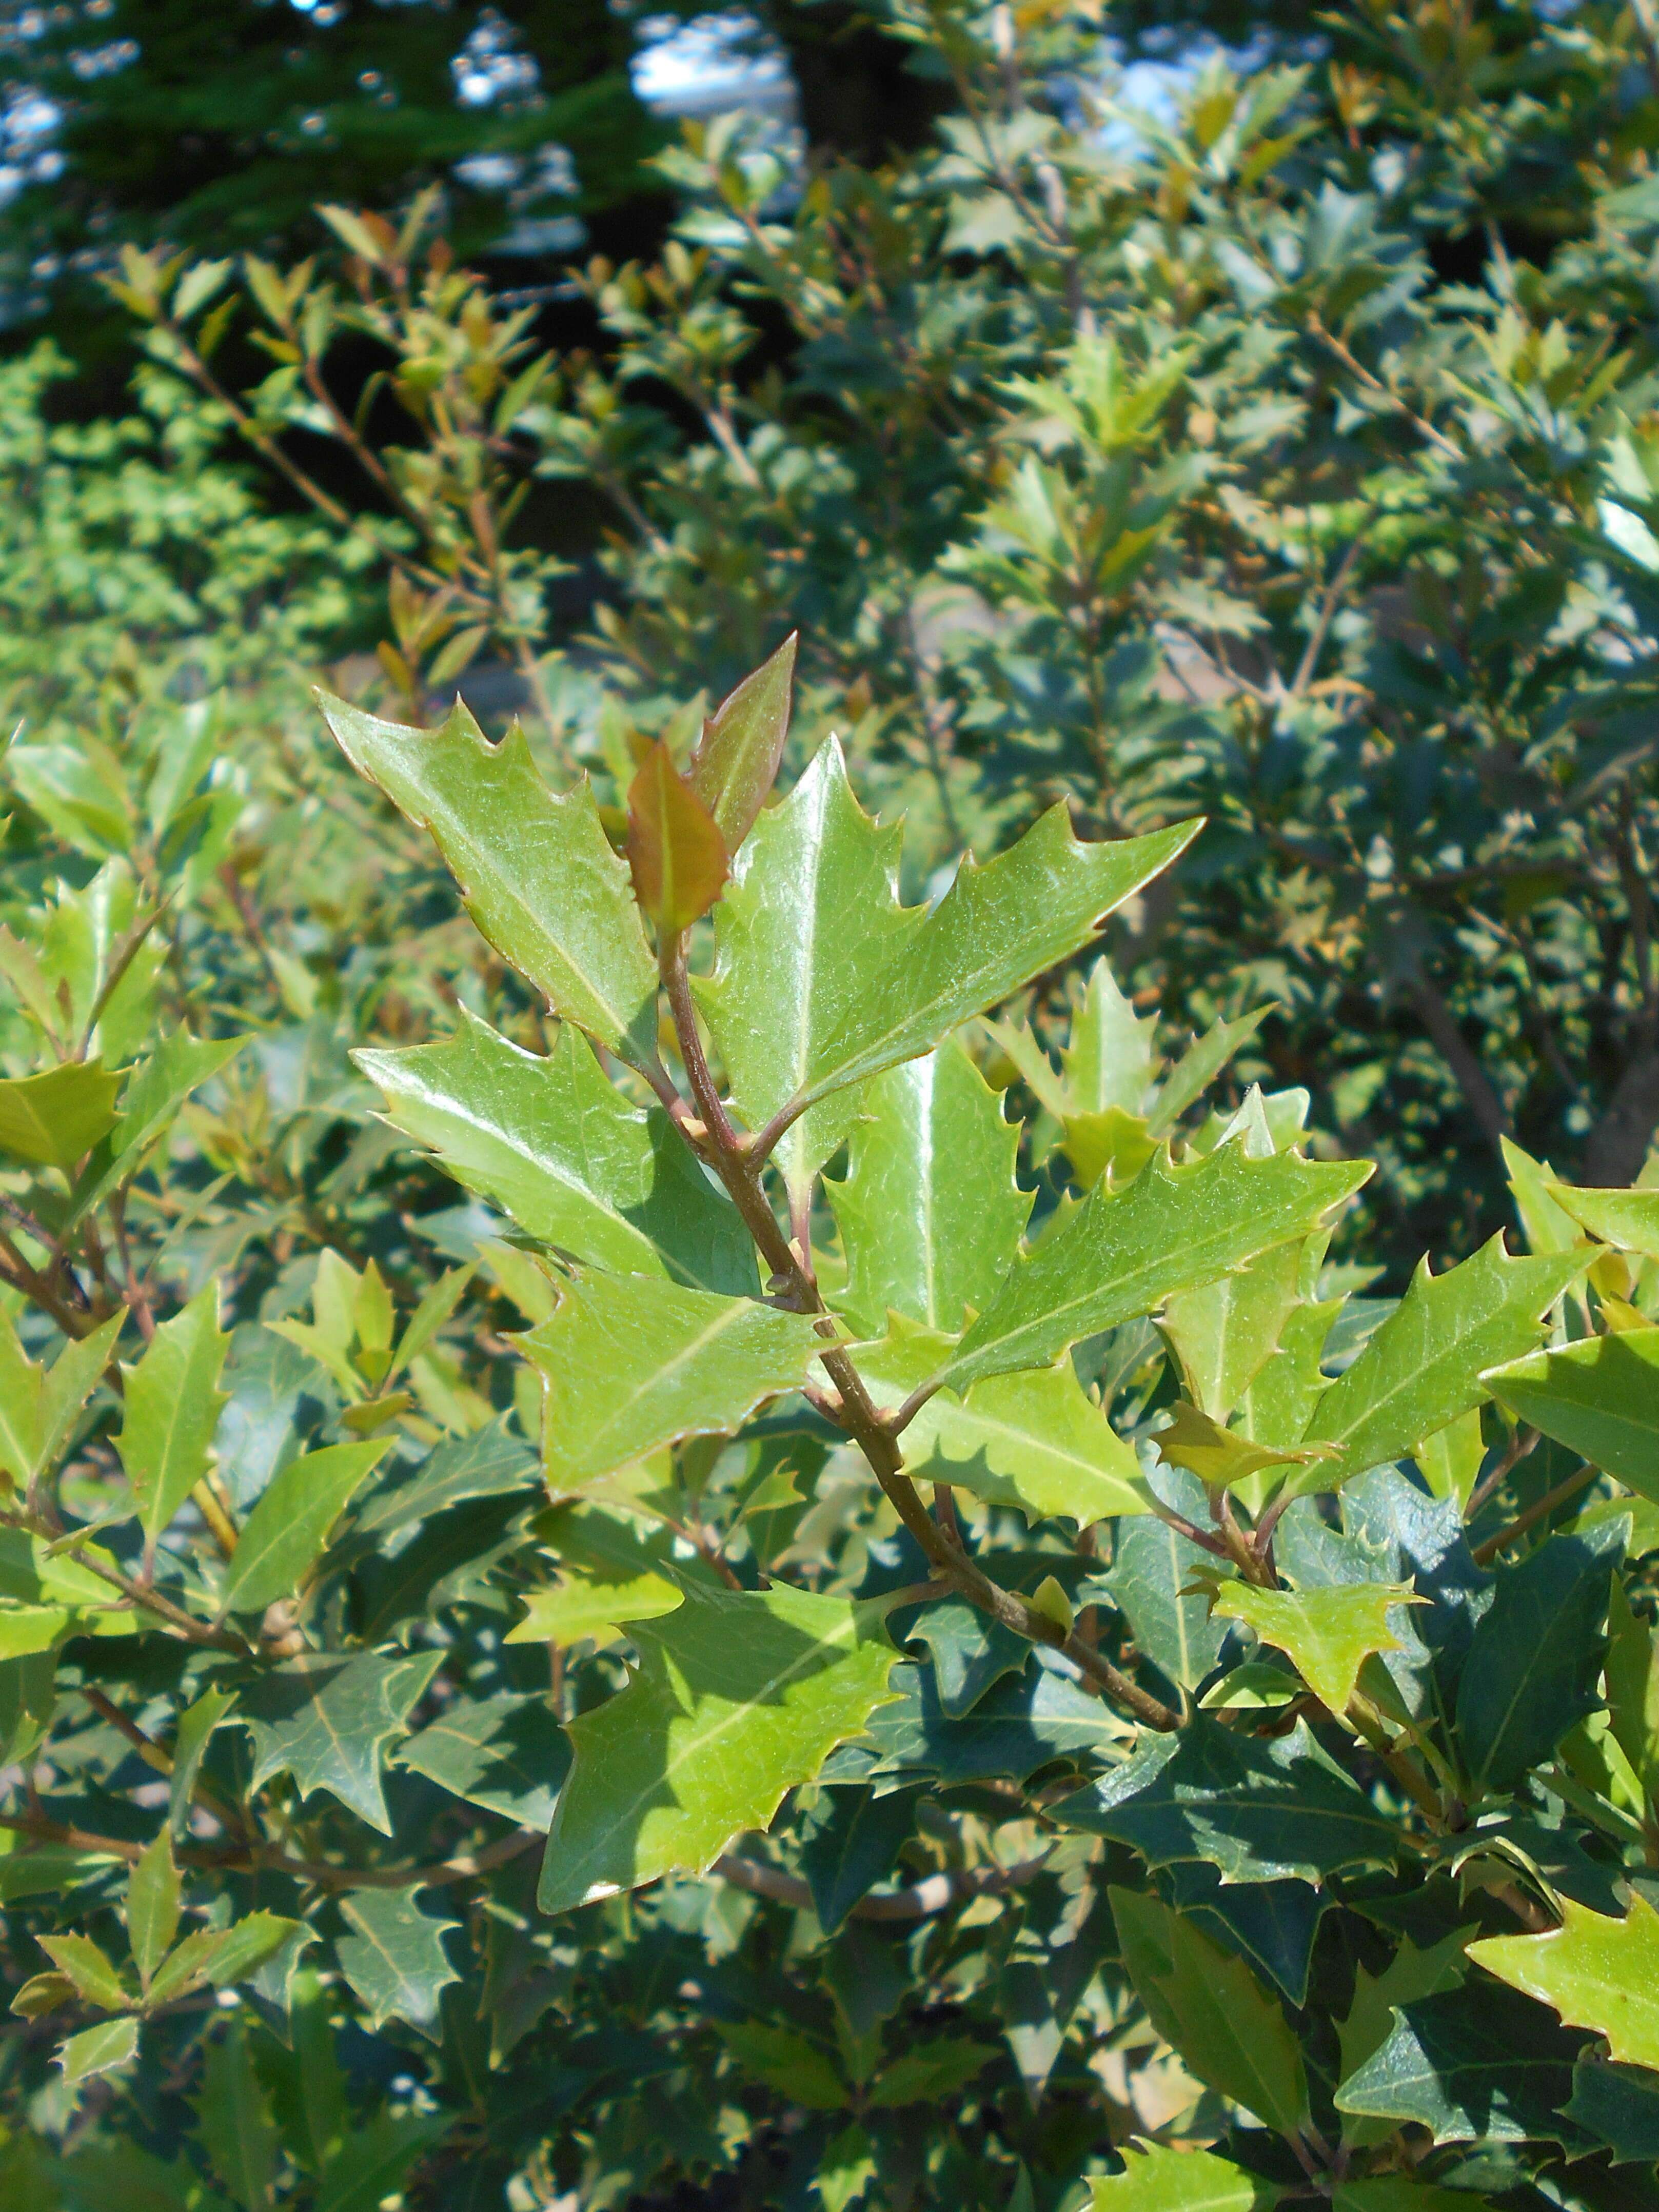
left=941, top=1142, right=1369, bottom=1393
left=1484, top=1326, right=1659, bottom=1499
left=124, top=1833, right=181, bottom=1989
left=147, top=1912, right=305, bottom=2006
left=1160, top=1237, right=1309, bottom=1421
left=1413, top=1407, right=1486, bottom=1511
left=38, top=1932, right=129, bottom=2012
left=1296, top=1237, right=1590, bottom=1492
left=539, top=1578, right=898, bottom=1912
left=698, top=735, right=921, bottom=1198
left=115, top=1284, right=229, bottom=1547
left=0, top=1308, right=124, bottom=1494
left=1547, top=1179, right=1659, bottom=1257
left=320, top=692, right=657, bottom=1060
left=168, top=1686, right=235, bottom=1841
left=1606, top=1573, right=1659, bottom=1792
left=356, top=1010, right=753, bottom=1294
left=217, top=1440, right=388, bottom=1615
left=827, top=1037, right=1031, bottom=1335
left=861, top=1320, right=1148, bottom=1522
left=71, top=1031, right=246, bottom=1218
left=522, top=1272, right=824, bottom=1493
left=1089, top=2142, right=1277, bottom=2210
left=815, top=2122, right=878, bottom=2212
left=335, top=1889, right=461, bottom=2041
left=1110, top=1884, right=1307, bottom=2133
left=38, top=1310, right=125, bottom=1480
left=508, top=1570, right=684, bottom=1647
left=686, top=632, right=796, bottom=855
left=1502, top=1138, right=1583, bottom=1256
left=1212, top=1581, right=1418, bottom=1714
left=1061, top=960, right=1158, bottom=1118
left=0, top=1059, right=122, bottom=1168
left=625, top=740, right=727, bottom=933
left=1470, top=1893, right=1659, bottom=2069
left=1144, top=1006, right=1272, bottom=1139
left=1155, top=1399, right=1333, bottom=1489
left=798, top=808, right=1200, bottom=1120
left=57, top=2017, right=139, bottom=2084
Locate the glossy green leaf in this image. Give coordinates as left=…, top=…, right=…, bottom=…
left=0, top=1307, right=123, bottom=1492
left=1469, top=1894, right=1659, bottom=2068
left=698, top=735, right=922, bottom=1197
left=1296, top=1238, right=1589, bottom=1492
left=239, top=1649, right=443, bottom=1833
left=1547, top=1180, right=1659, bottom=1257
left=1061, top=961, right=1157, bottom=1117
left=71, top=1031, right=246, bottom=1218
left=1333, top=1982, right=1588, bottom=2145
left=217, top=1439, right=387, bottom=1615
left=685, top=631, right=795, bottom=854
left=902, top=1598, right=1030, bottom=1717
left=1105, top=1508, right=1230, bottom=1690
left=827, top=1037, right=1031, bottom=1335
left=1484, top=1326, right=1659, bottom=1499
left=321, top=692, right=657, bottom=1060
left=859, top=1649, right=1131, bottom=1782
left=38, top=1931, right=129, bottom=2012
left=1212, top=1581, right=1418, bottom=1714
left=356, top=1011, right=753, bottom=1293
left=523, top=1271, right=824, bottom=1493
left=1089, top=2144, right=1276, bottom=2210
left=1055, top=1716, right=1400, bottom=1883
left=797, top=809, right=1200, bottom=1120
left=1160, top=1237, right=1309, bottom=1422
left=115, top=1283, right=230, bottom=1547
left=335, top=1889, right=461, bottom=2041
left=862, top=1320, right=1148, bottom=1523
left=1455, top=1521, right=1625, bottom=1792
left=626, top=739, right=727, bottom=933
left=1564, top=2050, right=1659, bottom=2165
left=1155, top=1399, right=1333, bottom=1489
left=1110, top=1885, right=1307, bottom=2133
left=798, top=1783, right=921, bottom=1934
left=168, top=1686, right=235, bottom=1842
left=539, top=1578, right=897, bottom=1912
left=941, top=1142, right=1368, bottom=1393
left=56, top=2017, right=139, bottom=2084
left=1144, top=1006, right=1273, bottom=1139
left=395, top=1690, right=570, bottom=1829
left=124, top=1832, right=181, bottom=1988
left=0, top=1058, right=122, bottom=1167
left=508, top=1570, right=684, bottom=1646
left=1335, top=1926, right=1472, bottom=2145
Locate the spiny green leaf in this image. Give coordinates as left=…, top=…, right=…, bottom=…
left=827, top=1037, right=1031, bottom=1335
left=1547, top=1180, right=1659, bottom=1256
left=1333, top=1982, right=1589, bottom=2146
left=1212, top=1581, right=1419, bottom=1714
left=146, top=1912, right=305, bottom=2006
left=217, top=1439, right=387, bottom=1615
left=697, top=735, right=921, bottom=1198
left=941, top=1141, right=1368, bottom=1393
left=124, top=1832, right=180, bottom=1989
left=626, top=740, right=727, bottom=933
left=1336, top=1927, right=1472, bottom=2147
left=798, top=1782, right=921, bottom=1934
left=1055, top=1717, right=1400, bottom=1883
left=335, top=1889, right=461, bottom=2041
left=1110, top=1884, right=1307, bottom=2134
left=115, top=1283, right=229, bottom=1547
left=1469, top=1893, right=1659, bottom=2069
left=356, top=1010, right=754, bottom=1294
left=1563, top=2050, right=1659, bottom=2166
left=38, top=1932, right=129, bottom=2012
left=1155, top=1399, right=1333, bottom=1489
left=394, top=1690, right=571, bottom=1830
left=522, top=1272, right=825, bottom=1494
left=718, top=2021, right=848, bottom=2109
left=539, top=1579, right=898, bottom=1912
left=1484, top=1325, right=1659, bottom=1499
left=71, top=1031, right=246, bottom=1218
left=686, top=631, right=795, bottom=854
left=0, top=1059, right=122, bottom=1168
left=1106, top=1505, right=1229, bottom=1690
left=168, top=1686, right=235, bottom=1842
left=1606, top=1573, right=1659, bottom=1791
left=866, top=2038, right=994, bottom=2108
left=0, top=1308, right=125, bottom=1494
left=508, top=1569, right=684, bottom=1647
left=56, top=2016, right=139, bottom=2084
left=320, top=690, right=657, bottom=1060
left=797, top=809, right=1201, bottom=1121
left=1159, top=1237, right=1311, bottom=1424
left=1455, top=1520, right=1625, bottom=1793
left=239, top=1649, right=443, bottom=1834
left=1089, top=2143, right=1277, bottom=2210
left=1296, top=1237, right=1590, bottom=1493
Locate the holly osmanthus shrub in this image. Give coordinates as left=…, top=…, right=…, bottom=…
left=1, top=637, right=1657, bottom=2209
left=321, top=639, right=1659, bottom=2205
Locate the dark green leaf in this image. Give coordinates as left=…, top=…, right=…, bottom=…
left=855, top=1651, right=1131, bottom=1784
left=902, top=1596, right=1030, bottom=1717
left=334, top=1889, right=462, bottom=2041
left=798, top=1784, right=922, bottom=1934
left=239, top=1649, right=443, bottom=1833
left=1334, top=1982, right=1590, bottom=2146
left=352, top=1414, right=537, bottom=1539
left=1564, top=2051, right=1659, bottom=2164
left=218, top=1439, right=387, bottom=1614
left=396, top=1690, right=570, bottom=1830
left=313, top=2112, right=452, bottom=2212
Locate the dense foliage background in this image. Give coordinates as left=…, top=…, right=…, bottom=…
left=3, top=2, right=1659, bottom=2208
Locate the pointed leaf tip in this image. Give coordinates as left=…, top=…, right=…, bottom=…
left=688, top=634, right=797, bottom=854
left=627, top=742, right=728, bottom=936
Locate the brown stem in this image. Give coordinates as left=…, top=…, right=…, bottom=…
left=1471, top=1463, right=1598, bottom=1565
